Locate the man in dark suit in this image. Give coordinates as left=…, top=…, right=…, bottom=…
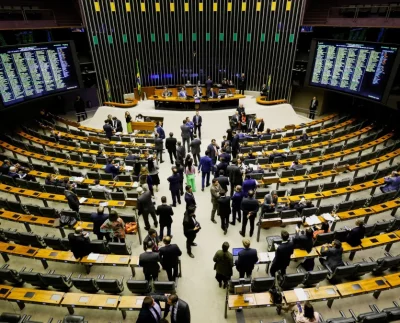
left=165, top=132, right=177, bottom=164
left=231, top=185, right=243, bottom=225
left=183, top=206, right=200, bottom=258
left=319, top=239, right=344, bottom=272
left=136, top=296, right=162, bottom=323
left=226, top=159, right=243, bottom=196
left=238, top=73, right=246, bottom=95
left=207, top=139, right=220, bottom=166
left=156, top=196, right=174, bottom=239
left=217, top=190, right=231, bottom=235
left=176, top=141, right=186, bottom=165
left=270, top=230, right=294, bottom=277
left=168, top=168, right=181, bottom=207
left=155, top=133, right=164, bottom=163
left=164, top=294, right=191, bottom=323
left=247, top=117, right=256, bottom=132
left=184, top=185, right=196, bottom=210
left=139, top=240, right=160, bottom=282
left=159, top=236, right=182, bottom=281
left=216, top=170, right=229, bottom=192
left=103, top=120, right=113, bottom=140
left=180, top=120, right=191, bottom=153
left=111, top=116, right=123, bottom=132
left=90, top=206, right=110, bottom=242
left=143, top=228, right=160, bottom=252
left=309, top=96, right=318, bottom=120
left=137, top=187, right=158, bottom=230
left=192, top=110, right=202, bottom=139
left=236, top=239, right=258, bottom=278
left=198, top=151, right=213, bottom=191
left=239, top=190, right=260, bottom=237
left=189, top=134, right=201, bottom=166
left=68, top=227, right=91, bottom=260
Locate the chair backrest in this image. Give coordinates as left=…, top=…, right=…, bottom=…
left=71, top=278, right=100, bottom=293
left=108, top=242, right=132, bottom=255
left=153, top=281, right=176, bottom=294
left=126, top=279, right=151, bottom=294
left=313, top=232, right=335, bottom=246
left=96, top=278, right=124, bottom=294
left=90, top=240, right=110, bottom=254
left=279, top=273, right=306, bottom=289
left=251, top=277, right=275, bottom=292
left=303, top=270, right=329, bottom=286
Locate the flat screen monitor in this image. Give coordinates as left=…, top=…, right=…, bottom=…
left=305, top=39, right=400, bottom=103
left=0, top=41, right=82, bottom=108
left=234, top=284, right=252, bottom=295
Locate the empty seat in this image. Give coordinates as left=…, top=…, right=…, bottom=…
left=251, top=277, right=275, bottom=292
left=302, top=269, right=329, bottom=286
left=126, top=279, right=152, bottom=295
left=108, top=242, right=132, bottom=255
left=42, top=273, right=73, bottom=291
left=72, top=277, right=100, bottom=293
left=96, top=277, right=124, bottom=294
left=278, top=273, right=306, bottom=289
left=153, top=281, right=176, bottom=294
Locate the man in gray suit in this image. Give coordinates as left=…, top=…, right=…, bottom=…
left=180, top=120, right=191, bottom=153
left=189, top=134, right=201, bottom=166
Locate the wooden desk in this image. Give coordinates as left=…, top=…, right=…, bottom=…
left=0, top=284, right=13, bottom=299
left=80, top=254, right=132, bottom=274
left=61, top=293, right=120, bottom=315
left=336, top=277, right=390, bottom=299
left=283, top=286, right=339, bottom=306
left=7, top=287, right=64, bottom=310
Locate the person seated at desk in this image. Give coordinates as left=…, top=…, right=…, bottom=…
left=319, top=239, right=344, bottom=272
left=294, top=302, right=321, bottom=323
left=162, top=86, right=171, bottom=97
left=380, top=171, right=400, bottom=193
left=178, top=87, right=187, bottom=98
left=260, top=84, right=268, bottom=96
left=105, top=158, right=121, bottom=179
left=290, top=160, right=304, bottom=170
left=312, top=222, right=330, bottom=239
left=193, top=86, right=202, bottom=98
left=135, top=114, right=144, bottom=122
left=346, top=219, right=366, bottom=247
left=209, top=87, right=218, bottom=98
left=68, top=226, right=91, bottom=260
left=90, top=179, right=112, bottom=199
left=263, top=190, right=278, bottom=213
left=268, top=149, right=287, bottom=163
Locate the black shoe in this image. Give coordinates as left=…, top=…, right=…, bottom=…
left=191, top=243, right=197, bottom=246
left=229, top=222, right=235, bottom=225
left=239, top=231, right=245, bottom=237
left=188, top=253, right=195, bottom=258
left=211, top=219, right=217, bottom=224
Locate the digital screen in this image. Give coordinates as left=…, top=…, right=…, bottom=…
left=307, top=40, right=399, bottom=102
left=0, top=42, right=81, bottom=107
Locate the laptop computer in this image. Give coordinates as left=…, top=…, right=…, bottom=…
left=232, top=247, right=244, bottom=262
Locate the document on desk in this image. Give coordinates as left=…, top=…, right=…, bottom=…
left=87, top=253, right=99, bottom=261
left=294, top=288, right=309, bottom=301
left=305, top=215, right=321, bottom=226
left=79, top=197, right=87, bottom=204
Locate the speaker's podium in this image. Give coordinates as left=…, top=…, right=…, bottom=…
left=131, top=121, right=155, bottom=132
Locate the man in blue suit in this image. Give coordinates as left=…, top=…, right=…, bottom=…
left=105, top=159, right=120, bottom=179
left=198, top=151, right=213, bottom=191
left=167, top=168, right=181, bottom=207
left=155, top=121, right=165, bottom=139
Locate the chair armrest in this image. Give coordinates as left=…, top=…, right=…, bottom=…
left=349, top=309, right=357, bottom=320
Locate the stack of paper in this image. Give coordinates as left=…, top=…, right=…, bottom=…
left=305, top=215, right=321, bottom=226
left=79, top=197, right=87, bottom=204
